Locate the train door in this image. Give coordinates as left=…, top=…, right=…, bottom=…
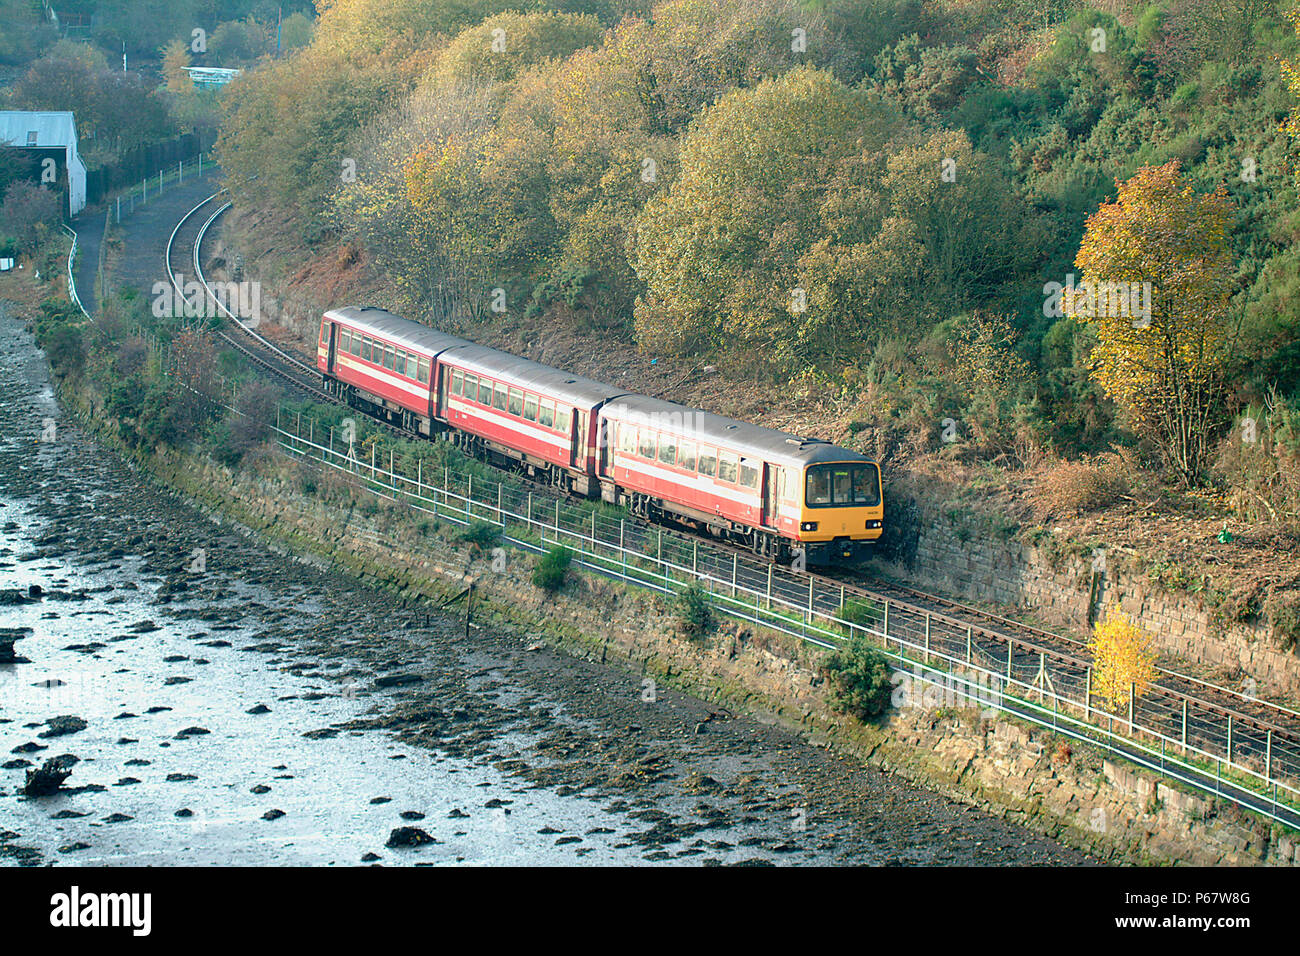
left=436, top=363, right=448, bottom=420
left=762, top=463, right=778, bottom=528
left=325, top=322, right=336, bottom=372
left=574, top=410, right=589, bottom=470
left=597, top=417, right=611, bottom=476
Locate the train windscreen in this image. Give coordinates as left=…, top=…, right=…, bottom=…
left=805, top=463, right=880, bottom=508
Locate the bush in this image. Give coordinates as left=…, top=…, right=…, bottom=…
left=42, top=322, right=84, bottom=375
left=822, top=636, right=893, bottom=721
left=674, top=583, right=714, bottom=638
left=531, top=546, right=572, bottom=593
left=456, top=520, right=500, bottom=552
left=1033, top=451, right=1133, bottom=518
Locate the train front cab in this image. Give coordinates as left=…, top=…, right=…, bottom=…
left=795, top=460, right=883, bottom=564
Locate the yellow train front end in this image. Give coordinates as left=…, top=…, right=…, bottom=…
left=794, top=460, right=884, bottom=565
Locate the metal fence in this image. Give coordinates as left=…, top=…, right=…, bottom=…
left=270, top=409, right=1300, bottom=831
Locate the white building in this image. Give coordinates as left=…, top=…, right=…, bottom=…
left=0, top=111, right=89, bottom=216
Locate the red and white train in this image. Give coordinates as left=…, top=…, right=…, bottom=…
left=317, top=306, right=883, bottom=564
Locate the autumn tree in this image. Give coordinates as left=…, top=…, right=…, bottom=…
left=631, top=69, right=1041, bottom=371
left=1087, top=609, right=1158, bottom=713
left=1285, top=4, right=1300, bottom=182
left=1072, top=161, right=1235, bottom=486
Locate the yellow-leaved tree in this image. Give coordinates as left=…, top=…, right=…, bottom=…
left=1072, top=161, right=1235, bottom=486
left=1087, top=609, right=1158, bottom=713
left=1285, top=4, right=1300, bottom=181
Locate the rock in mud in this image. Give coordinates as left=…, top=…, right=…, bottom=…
left=39, top=715, right=87, bottom=739
left=385, top=826, right=435, bottom=848
left=23, top=754, right=78, bottom=796
left=0, top=627, right=31, bottom=663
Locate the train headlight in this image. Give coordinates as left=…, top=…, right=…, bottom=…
left=866, top=520, right=882, bottom=529
left=800, top=521, right=818, bottom=532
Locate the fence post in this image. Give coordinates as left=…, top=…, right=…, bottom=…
left=591, top=510, right=597, bottom=550
left=966, top=625, right=972, bottom=663
left=692, top=540, right=698, bottom=576
left=329, top=426, right=333, bottom=455
left=1181, top=699, right=1188, bottom=755
left=657, top=528, right=662, bottom=565
left=883, top=600, right=889, bottom=646
left=1006, top=641, right=1013, bottom=680
left=554, top=499, right=560, bottom=538
left=468, top=474, right=473, bottom=520
left=498, top=482, right=504, bottom=526
left=620, top=519, right=625, bottom=575
left=766, top=564, right=773, bottom=611
left=1226, top=716, right=1233, bottom=767
left=808, top=576, right=814, bottom=613
left=731, top=554, right=738, bottom=597
left=1128, top=682, right=1135, bottom=735
left=1266, top=730, right=1273, bottom=785
left=526, top=492, right=532, bottom=528
left=1084, top=667, right=1091, bottom=719
left=924, top=612, right=931, bottom=664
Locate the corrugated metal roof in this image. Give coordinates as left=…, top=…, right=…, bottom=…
left=0, top=111, right=80, bottom=148
left=602, top=395, right=870, bottom=468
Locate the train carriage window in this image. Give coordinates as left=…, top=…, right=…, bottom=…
left=698, top=449, right=717, bottom=477
left=338, top=328, right=350, bottom=353
left=739, top=459, right=759, bottom=489
left=350, top=332, right=361, bottom=357
left=463, top=374, right=477, bottom=401
left=678, top=441, right=697, bottom=472
left=618, top=424, right=635, bottom=454
left=418, top=357, right=429, bottom=382
left=508, top=387, right=523, bottom=416
left=451, top=369, right=464, bottom=397
left=658, top=435, right=676, bottom=466
left=320, top=323, right=328, bottom=345
left=383, top=346, right=395, bottom=371
left=405, top=353, right=417, bottom=379
left=538, top=401, right=554, bottom=427
left=718, top=453, right=738, bottom=484
left=393, top=349, right=406, bottom=375
left=523, top=396, right=537, bottom=422
left=637, top=429, right=655, bottom=459
left=361, top=337, right=372, bottom=363
left=556, top=407, right=570, bottom=433
left=478, top=378, right=492, bottom=405
left=493, top=384, right=508, bottom=411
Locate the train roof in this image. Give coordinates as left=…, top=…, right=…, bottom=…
left=602, top=394, right=873, bottom=468
left=439, top=344, right=630, bottom=409
left=325, top=306, right=472, bottom=356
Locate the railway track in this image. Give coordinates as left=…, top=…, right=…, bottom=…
left=166, top=191, right=1300, bottom=830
